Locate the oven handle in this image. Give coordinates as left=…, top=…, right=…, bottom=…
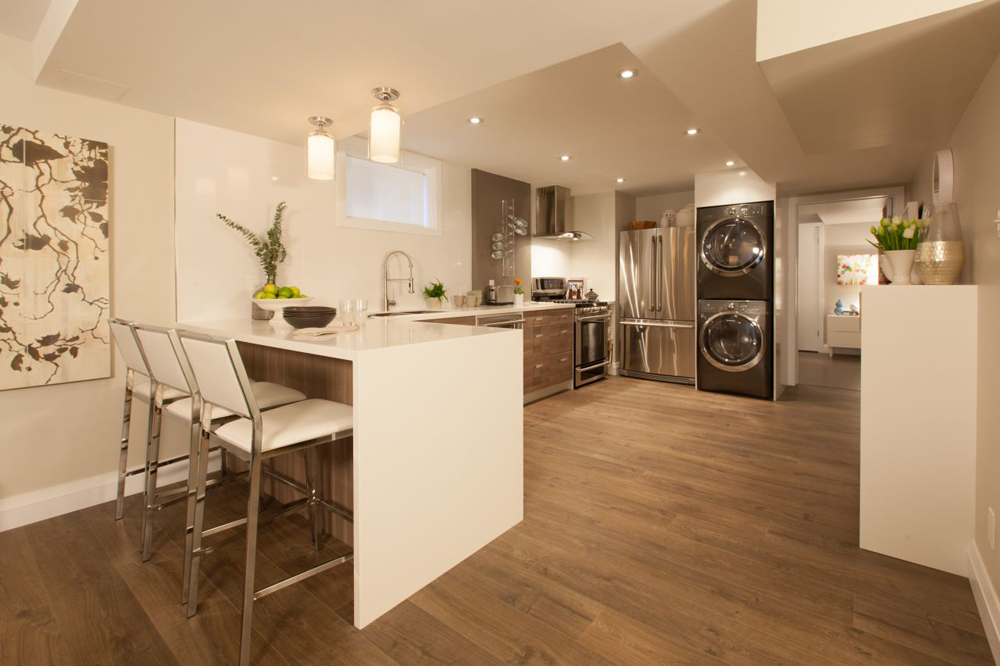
left=577, top=314, right=611, bottom=322
left=578, top=360, right=611, bottom=370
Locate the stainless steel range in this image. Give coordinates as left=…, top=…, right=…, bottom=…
left=532, top=278, right=610, bottom=388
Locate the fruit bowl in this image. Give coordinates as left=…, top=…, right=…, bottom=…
left=252, top=296, right=314, bottom=312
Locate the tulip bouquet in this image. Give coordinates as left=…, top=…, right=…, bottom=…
left=869, top=216, right=926, bottom=252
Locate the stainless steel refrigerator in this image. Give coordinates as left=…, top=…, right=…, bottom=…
left=618, top=227, right=696, bottom=383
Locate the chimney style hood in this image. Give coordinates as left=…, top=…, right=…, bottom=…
left=533, top=185, right=593, bottom=241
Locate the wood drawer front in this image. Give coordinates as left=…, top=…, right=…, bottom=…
left=529, top=324, right=573, bottom=355
left=524, top=309, right=573, bottom=329
left=526, top=351, right=573, bottom=390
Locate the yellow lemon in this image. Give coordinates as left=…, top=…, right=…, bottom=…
left=263, top=284, right=278, bottom=295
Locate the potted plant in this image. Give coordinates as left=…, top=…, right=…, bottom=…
left=215, top=202, right=288, bottom=319
left=868, top=216, right=924, bottom=285
left=513, top=278, right=525, bottom=306
left=423, top=280, right=448, bottom=309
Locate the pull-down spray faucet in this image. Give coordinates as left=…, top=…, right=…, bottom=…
left=382, top=250, right=415, bottom=311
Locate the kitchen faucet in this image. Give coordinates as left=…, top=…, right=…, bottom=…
left=382, top=250, right=414, bottom=311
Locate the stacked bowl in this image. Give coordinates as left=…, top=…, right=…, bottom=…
left=282, top=306, right=337, bottom=329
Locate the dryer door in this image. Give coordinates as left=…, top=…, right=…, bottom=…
left=700, top=217, right=767, bottom=277
left=699, top=312, right=765, bottom=372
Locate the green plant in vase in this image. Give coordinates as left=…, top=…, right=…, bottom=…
left=423, top=280, right=448, bottom=308
left=216, top=201, right=288, bottom=287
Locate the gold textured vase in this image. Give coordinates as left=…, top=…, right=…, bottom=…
left=914, top=202, right=965, bottom=285
left=915, top=240, right=965, bottom=285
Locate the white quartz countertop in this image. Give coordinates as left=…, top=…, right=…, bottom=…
left=180, top=317, right=514, bottom=361
left=379, top=301, right=575, bottom=321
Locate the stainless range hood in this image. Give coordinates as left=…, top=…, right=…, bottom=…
left=534, top=185, right=593, bottom=241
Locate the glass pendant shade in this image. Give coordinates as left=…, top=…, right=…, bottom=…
left=369, top=103, right=401, bottom=163
left=307, top=131, right=335, bottom=180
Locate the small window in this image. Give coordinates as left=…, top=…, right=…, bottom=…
left=337, top=140, right=441, bottom=235
left=345, top=156, right=427, bottom=227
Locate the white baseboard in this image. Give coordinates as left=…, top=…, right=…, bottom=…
left=0, top=452, right=220, bottom=532
left=968, top=543, right=1000, bottom=664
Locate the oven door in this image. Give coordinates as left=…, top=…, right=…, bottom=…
left=575, top=313, right=610, bottom=387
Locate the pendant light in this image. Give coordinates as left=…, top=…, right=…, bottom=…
left=306, top=116, right=335, bottom=180
left=368, top=87, right=401, bottom=163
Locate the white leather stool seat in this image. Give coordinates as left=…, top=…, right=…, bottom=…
left=133, top=378, right=188, bottom=402
left=213, top=399, right=353, bottom=453
left=165, top=382, right=307, bottom=420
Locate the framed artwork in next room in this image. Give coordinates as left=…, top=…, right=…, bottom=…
left=0, top=124, right=111, bottom=390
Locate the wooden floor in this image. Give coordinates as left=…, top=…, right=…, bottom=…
left=798, top=350, right=862, bottom=391
left=1, top=378, right=991, bottom=665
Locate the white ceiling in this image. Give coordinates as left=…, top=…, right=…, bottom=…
left=0, top=0, right=51, bottom=41
left=800, top=198, right=892, bottom=226
left=20, top=0, right=1000, bottom=199
left=403, top=44, right=737, bottom=197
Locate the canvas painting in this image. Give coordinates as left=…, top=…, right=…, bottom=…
left=0, top=124, right=111, bottom=390
left=837, top=253, right=879, bottom=286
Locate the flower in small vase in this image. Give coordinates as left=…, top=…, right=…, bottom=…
left=513, top=278, right=524, bottom=296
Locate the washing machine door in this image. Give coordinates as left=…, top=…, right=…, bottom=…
left=700, top=217, right=767, bottom=276
left=699, top=312, right=765, bottom=372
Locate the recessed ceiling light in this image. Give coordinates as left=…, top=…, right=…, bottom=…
left=686, top=128, right=700, bottom=136
left=739, top=171, right=747, bottom=177
left=469, top=117, right=484, bottom=124
left=560, top=155, right=571, bottom=161
left=725, top=160, right=735, bottom=167
left=619, top=69, right=637, bottom=79
left=616, top=178, right=625, bottom=183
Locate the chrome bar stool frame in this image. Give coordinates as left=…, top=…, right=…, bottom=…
left=179, top=332, right=353, bottom=666
left=109, top=319, right=190, bottom=545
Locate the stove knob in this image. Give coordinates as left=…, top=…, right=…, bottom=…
left=727, top=302, right=735, bottom=310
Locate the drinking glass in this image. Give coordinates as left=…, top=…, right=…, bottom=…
left=338, top=299, right=355, bottom=326
left=353, top=299, right=369, bottom=324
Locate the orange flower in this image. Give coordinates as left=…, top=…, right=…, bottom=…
left=514, top=279, right=522, bottom=285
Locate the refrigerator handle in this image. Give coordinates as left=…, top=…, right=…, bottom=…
left=650, top=234, right=657, bottom=313
left=656, top=234, right=664, bottom=312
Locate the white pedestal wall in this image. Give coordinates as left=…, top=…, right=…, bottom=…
left=860, top=285, right=977, bottom=575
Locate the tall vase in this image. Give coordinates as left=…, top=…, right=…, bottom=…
left=915, top=202, right=965, bottom=285
left=881, top=250, right=916, bottom=285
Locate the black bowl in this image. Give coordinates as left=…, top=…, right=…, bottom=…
left=283, top=311, right=336, bottom=329
left=284, top=306, right=336, bottom=314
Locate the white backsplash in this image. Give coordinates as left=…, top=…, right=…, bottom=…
left=175, top=119, right=472, bottom=321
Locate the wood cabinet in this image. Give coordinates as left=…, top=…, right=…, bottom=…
left=423, top=315, right=478, bottom=326
left=523, top=309, right=573, bottom=393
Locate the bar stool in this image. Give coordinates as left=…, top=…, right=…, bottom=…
left=178, top=332, right=353, bottom=666
left=109, top=319, right=189, bottom=523
left=132, top=324, right=307, bottom=575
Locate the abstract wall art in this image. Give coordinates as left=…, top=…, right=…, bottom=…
left=837, top=253, right=879, bottom=287
left=0, top=124, right=111, bottom=390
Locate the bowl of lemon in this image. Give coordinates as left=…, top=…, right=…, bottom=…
left=252, top=284, right=313, bottom=312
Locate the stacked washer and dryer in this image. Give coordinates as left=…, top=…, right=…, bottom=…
left=695, top=201, right=775, bottom=400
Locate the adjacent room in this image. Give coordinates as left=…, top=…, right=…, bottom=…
left=2, top=1, right=999, bottom=664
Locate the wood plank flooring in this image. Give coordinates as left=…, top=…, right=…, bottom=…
left=1, top=378, right=991, bottom=665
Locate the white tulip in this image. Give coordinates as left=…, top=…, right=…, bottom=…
left=892, top=215, right=902, bottom=225
left=903, top=226, right=916, bottom=239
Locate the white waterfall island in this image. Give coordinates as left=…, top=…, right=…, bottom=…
left=181, top=317, right=524, bottom=628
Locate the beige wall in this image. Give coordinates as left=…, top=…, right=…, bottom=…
left=635, top=190, right=693, bottom=223
left=909, top=51, right=1000, bottom=593
left=0, top=35, right=175, bottom=500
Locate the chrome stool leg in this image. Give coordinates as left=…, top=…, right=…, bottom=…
left=239, top=453, right=264, bottom=666
left=115, top=369, right=135, bottom=520
left=186, top=425, right=212, bottom=618
left=182, top=398, right=202, bottom=605
left=305, top=447, right=325, bottom=551
left=140, top=385, right=164, bottom=561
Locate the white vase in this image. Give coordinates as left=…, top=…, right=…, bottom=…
left=426, top=298, right=442, bottom=309
left=513, top=293, right=524, bottom=307
left=881, top=250, right=916, bottom=285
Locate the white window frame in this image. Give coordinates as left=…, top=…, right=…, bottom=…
left=336, top=138, right=442, bottom=236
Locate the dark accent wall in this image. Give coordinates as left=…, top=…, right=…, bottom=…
left=471, top=169, right=531, bottom=292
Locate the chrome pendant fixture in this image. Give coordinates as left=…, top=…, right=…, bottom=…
left=307, top=116, right=335, bottom=180
left=369, top=87, right=401, bottom=163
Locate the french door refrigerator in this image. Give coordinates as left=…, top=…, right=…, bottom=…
left=619, top=227, right=696, bottom=383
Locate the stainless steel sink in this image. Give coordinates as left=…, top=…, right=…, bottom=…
left=368, top=310, right=437, bottom=318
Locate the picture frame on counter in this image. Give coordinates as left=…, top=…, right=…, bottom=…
left=566, top=278, right=586, bottom=300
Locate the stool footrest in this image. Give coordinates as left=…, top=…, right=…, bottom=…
left=253, top=551, right=353, bottom=601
